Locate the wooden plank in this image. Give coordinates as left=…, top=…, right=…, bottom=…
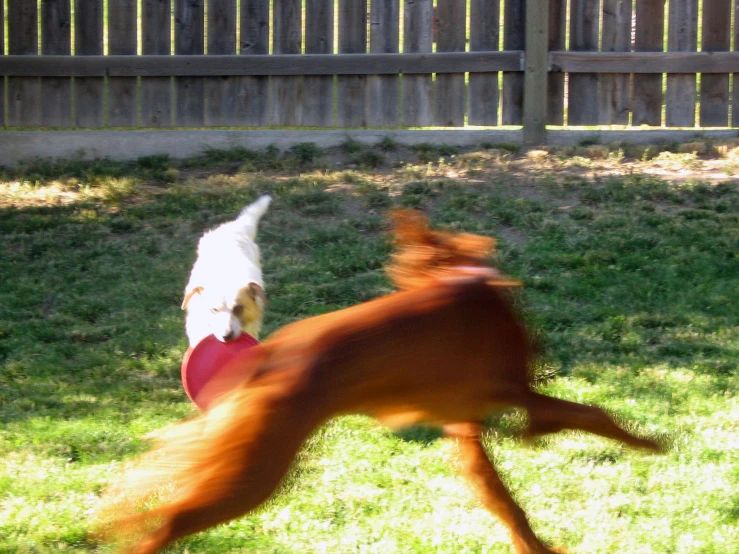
left=240, top=0, right=270, bottom=126
left=7, top=0, right=40, bottom=127
left=402, top=0, right=433, bottom=127
left=632, top=0, right=665, bottom=126
left=337, top=0, right=367, bottom=128
left=699, top=0, right=731, bottom=127
left=108, top=0, right=138, bottom=127
left=568, top=0, right=600, bottom=126
left=665, top=0, right=697, bottom=127
left=272, top=0, right=303, bottom=126
left=368, top=0, right=400, bottom=127
left=205, top=0, right=240, bottom=126
left=74, top=0, right=104, bottom=127
left=41, top=0, right=72, bottom=127
left=468, top=0, right=499, bottom=126
left=547, top=0, right=566, bottom=125
left=0, top=52, right=525, bottom=76
left=434, top=0, right=466, bottom=127
left=141, top=0, right=172, bottom=127
left=174, top=0, right=204, bottom=127
left=551, top=52, right=739, bottom=73
left=523, top=0, right=548, bottom=145
left=304, top=0, right=334, bottom=127
left=502, top=0, right=525, bottom=125
left=599, top=0, right=631, bottom=125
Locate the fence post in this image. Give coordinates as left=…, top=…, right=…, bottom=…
left=523, top=0, right=549, bottom=146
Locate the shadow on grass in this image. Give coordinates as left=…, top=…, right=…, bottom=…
left=1, top=163, right=736, bottom=465
left=394, top=426, right=445, bottom=445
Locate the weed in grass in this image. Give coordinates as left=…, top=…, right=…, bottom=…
left=376, top=136, right=399, bottom=152
left=341, top=137, right=364, bottom=154
left=285, top=143, right=323, bottom=168
left=412, top=143, right=437, bottom=163
left=401, top=180, right=439, bottom=208
left=395, top=162, right=425, bottom=180
left=285, top=188, right=341, bottom=216
left=640, top=144, right=662, bottom=161
left=481, top=142, right=521, bottom=154
left=351, top=149, right=386, bottom=169
left=180, top=147, right=257, bottom=168
left=412, top=143, right=459, bottom=163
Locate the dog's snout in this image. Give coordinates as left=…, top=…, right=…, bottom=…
left=219, top=330, right=239, bottom=342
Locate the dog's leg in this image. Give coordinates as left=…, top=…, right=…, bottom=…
left=444, top=423, right=560, bottom=554
left=127, top=482, right=274, bottom=554
left=523, top=392, right=661, bottom=451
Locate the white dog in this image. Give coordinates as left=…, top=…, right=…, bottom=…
left=182, top=195, right=272, bottom=347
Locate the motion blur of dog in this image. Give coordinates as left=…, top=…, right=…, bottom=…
left=181, top=195, right=271, bottom=346
left=96, top=210, right=660, bottom=554
left=386, top=209, right=521, bottom=290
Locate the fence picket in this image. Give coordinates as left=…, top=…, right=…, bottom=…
left=240, top=0, right=270, bottom=126
left=303, top=0, right=334, bottom=127
left=403, top=0, right=433, bottom=127
left=568, top=0, right=600, bottom=125
left=337, top=0, right=367, bottom=128
left=109, top=0, right=138, bottom=127
left=468, top=0, right=499, bottom=126
left=502, top=0, right=524, bottom=125
left=368, top=0, right=400, bottom=127
left=0, top=0, right=3, bottom=127
left=699, top=0, right=731, bottom=127
left=733, top=1, right=739, bottom=127
left=8, top=0, right=40, bottom=127
left=141, top=0, right=172, bottom=127
left=599, top=0, right=631, bottom=125
left=7, top=0, right=739, bottom=137
left=41, top=0, right=72, bottom=127
left=206, top=0, right=241, bottom=126
left=547, top=0, right=565, bottom=125
left=665, top=0, right=697, bottom=127
left=434, top=0, right=466, bottom=127
left=174, top=0, right=205, bottom=127
left=632, top=0, right=664, bottom=126
left=75, top=0, right=104, bottom=127
left=272, top=0, right=302, bottom=126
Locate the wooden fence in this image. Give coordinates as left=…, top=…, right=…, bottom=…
left=2, top=0, right=739, bottom=142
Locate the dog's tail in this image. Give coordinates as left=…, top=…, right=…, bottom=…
left=94, top=376, right=320, bottom=554
left=236, top=195, right=272, bottom=240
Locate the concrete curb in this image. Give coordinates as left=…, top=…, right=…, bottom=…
left=1, top=129, right=737, bottom=166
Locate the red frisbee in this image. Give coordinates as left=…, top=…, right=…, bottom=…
left=181, top=332, right=260, bottom=411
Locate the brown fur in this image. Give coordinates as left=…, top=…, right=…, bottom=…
left=96, top=212, right=660, bottom=554
left=387, top=210, right=520, bottom=289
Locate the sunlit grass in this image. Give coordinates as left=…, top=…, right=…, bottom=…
left=0, top=141, right=737, bottom=552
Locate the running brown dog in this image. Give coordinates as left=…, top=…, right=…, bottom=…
left=97, top=211, right=660, bottom=554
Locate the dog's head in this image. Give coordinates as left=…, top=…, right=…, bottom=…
left=182, top=281, right=267, bottom=345
left=387, top=210, right=517, bottom=290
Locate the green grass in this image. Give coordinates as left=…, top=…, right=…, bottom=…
left=0, top=143, right=737, bottom=553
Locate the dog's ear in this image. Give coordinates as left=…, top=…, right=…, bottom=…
left=389, top=210, right=432, bottom=245
left=181, top=286, right=204, bottom=310
left=449, top=233, right=496, bottom=259
left=247, top=282, right=268, bottom=306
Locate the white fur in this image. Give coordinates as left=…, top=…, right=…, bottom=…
left=183, top=195, right=272, bottom=346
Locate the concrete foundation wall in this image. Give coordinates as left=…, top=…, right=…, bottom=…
left=1, top=129, right=737, bottom=166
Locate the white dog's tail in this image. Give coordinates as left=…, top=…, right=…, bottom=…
left=236, top=195, right=272, bottom=240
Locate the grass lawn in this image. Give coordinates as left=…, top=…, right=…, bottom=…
left=0, top=139, right=737, bottom=553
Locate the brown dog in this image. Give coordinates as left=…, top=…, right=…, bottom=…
left=97, top=211, right=660, bottom=554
